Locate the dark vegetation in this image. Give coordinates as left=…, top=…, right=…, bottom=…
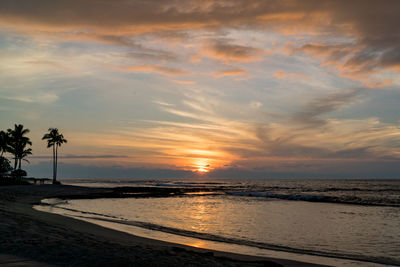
left=0, top=124, right=67, bottom=185
left=0, top=124, right=32, bottom=185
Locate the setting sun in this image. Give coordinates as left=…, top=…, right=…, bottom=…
left=194, top=159, right=211, bottom=173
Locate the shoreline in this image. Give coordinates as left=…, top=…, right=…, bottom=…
left=0, top=184, right=326, bottom=266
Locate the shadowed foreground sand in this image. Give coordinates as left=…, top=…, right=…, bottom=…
left=0, top=185, right=325, bottom=266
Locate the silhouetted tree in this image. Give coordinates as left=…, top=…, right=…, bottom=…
left=42, top=128, right=67, bottom=184
left=17, top=147, right=32, bottom=170
left=0, top=157, right=12, bottom=178
left=7, top=124, right=32, bottom=173
left=0, top=130, right=11, bottom=157
left=1, top=130, right=13, bottom=178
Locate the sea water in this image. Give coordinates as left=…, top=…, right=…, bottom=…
left=36, top=178, right=400, bottom=266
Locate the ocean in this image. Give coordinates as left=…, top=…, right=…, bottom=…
left=35, top=178, right=400, bottom=266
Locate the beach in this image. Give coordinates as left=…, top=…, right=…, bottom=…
left=0, top=184, right=323, bottom=267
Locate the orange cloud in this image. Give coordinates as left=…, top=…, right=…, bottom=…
left=273, top=70, right=309, bottom=80
left=59, top=88, right=400, bottom=173
left=273, top=70, right=286, bottom=79
left=117, top=64, right=188, bottom=76
left=293, top=42, right=398, bottom=86
left=1, top=0, right=399, bottom=80
left=201, top=39, right=263, bottom=63
left=294, top=43, right=356, bottom=59
left=362, top=79, right=393, bottom=88
left=215, top=68, right=247, bottom=77
left=172, top=80, right=196, bottom=85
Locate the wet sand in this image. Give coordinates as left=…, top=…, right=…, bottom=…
left=0, top=184, right=326, bottom=266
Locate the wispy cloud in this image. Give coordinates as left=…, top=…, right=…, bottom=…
left=94, top=91, right=400, bottom=172
left=201, top=39, right=263, bottom=63
left=117, top=64, right=189, bottom=76
left=171, top=79, right=196, bottom=85
left=215, top=68, right=247, bottom=77
left=152, top=100, right=175, bottom=107
left=24, top=60, right=72, bottom=71
left=31, top=154, right=129, bottom=159
left=290, top=89, right=362, bottom=127
left=0, top=93, right=59, bottom=104
left=273, top=70, right=309, bottom=80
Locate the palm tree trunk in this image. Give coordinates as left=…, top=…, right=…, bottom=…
left=13, top=155, right=17, bottom=171
left=18, top=158, right=21, bottom=170
left=55, top=145, right=58, bottom=182
left=52, top=145, right=56, bottom=183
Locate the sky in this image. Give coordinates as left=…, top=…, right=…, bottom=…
left=0, top=0, right=400, bottom=179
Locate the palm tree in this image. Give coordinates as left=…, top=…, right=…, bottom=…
left=17, top=147, right=32, bottom=170
left=0, top=130, right=12, bottom=178
left=7, top=124, right=32, bottom=172
left=0, top=130, right=11, bottom=157
left=42, top=128, right=67, bottom=184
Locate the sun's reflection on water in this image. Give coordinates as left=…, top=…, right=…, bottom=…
left=187, top=240, right=207, bottom=248
left=187, top=196, right=213, bottom=232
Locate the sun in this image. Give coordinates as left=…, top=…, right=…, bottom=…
left=194, top=159, right=210, bottom=173
left=197, top=167, right=209, bottom=173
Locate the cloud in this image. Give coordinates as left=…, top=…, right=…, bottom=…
left=117, top=64, right=189, bottom=76
left=293, top=40, right=400, bottom=85
left=362, top=79, right=393, bottom=88
left=254, top=124, right=377, bottom=160
left=291, top=89, right=362, bottom=127
left=215, top=68, right=247, bottom=77
left=81, top=34, right=142, bottom=48
left=273, top=70, right=309, bottom=80
left=24, top=60, right=72, bottom=71
left=30, top=154, right=129, bottom=159
left=26, top=161, right=195, bottom=179
left=27, top=158, right=400, bottom=179
left=0, top=93, right=59, bottom=104
left=251, top=117, right=400, bottom=163
left=208, top=159, right=400, bottom=179
left=250, top=101, right=263, bottom=109
left=171, top=79, right=196, bottom=85
left=127, top=52, right=178, bottom=62
left=149, top=92, right=400, bottom=166
left=152, top=100, right=175, bottom=107
left=22, top=89, right=398, bottom=177
left=40, top=32, right=178, bottom=61
left=294, top=43, right=355, bottom=61
left=201, top=39, right=262, bottom=63
left=273, top=70, right=286, bottom=79
left=0, top=1, right=284, bottom=33
left=1, top=0, right=399, bottom=78
left=0, top=1, right=398, bottom=42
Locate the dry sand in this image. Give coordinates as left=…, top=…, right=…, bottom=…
left=0, top=184, right=326, bottom=266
